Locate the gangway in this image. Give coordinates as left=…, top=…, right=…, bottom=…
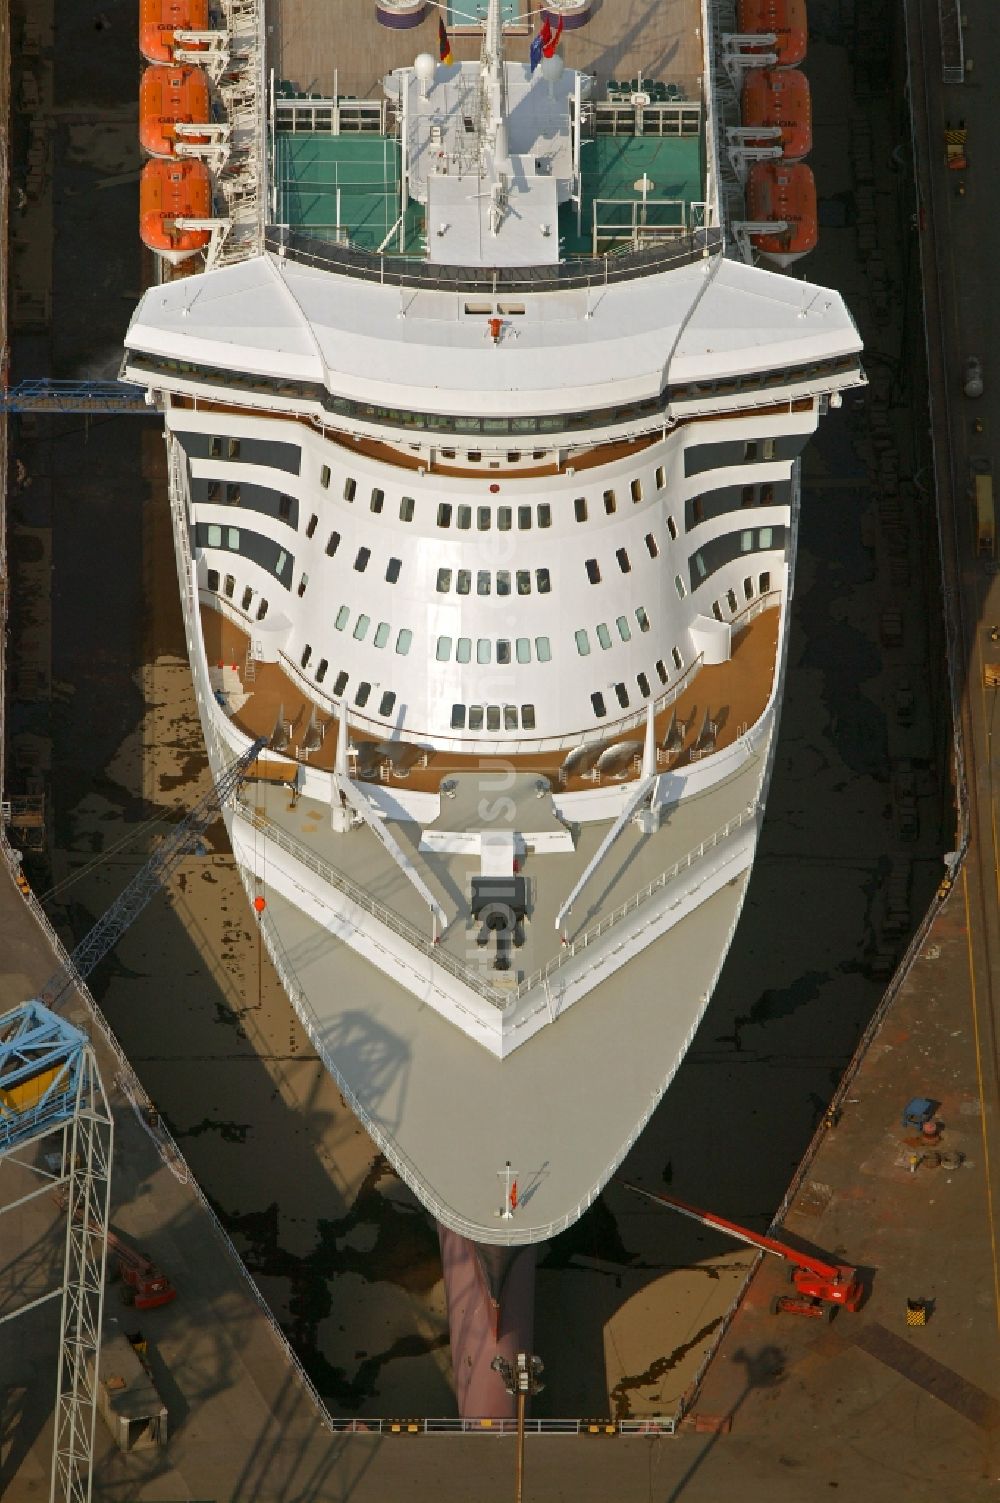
left=0, top=380, right=155, bottom=415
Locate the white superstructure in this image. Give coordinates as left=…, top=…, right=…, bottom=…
left=123, top=0, right=863, bottom=1245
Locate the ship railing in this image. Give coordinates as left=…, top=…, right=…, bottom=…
left=319, top=1415, right=677, bottom=1435
left=263, top=225, right=724, bottom=293
left=231, top=797, right=512, bottom=1010
left=511, top=800, right=759, bottom=1000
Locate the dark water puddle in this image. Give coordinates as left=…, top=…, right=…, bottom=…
left=610, top=1318, right=724, bottom=1419
left=176, top=1117, right=251, bottom=1145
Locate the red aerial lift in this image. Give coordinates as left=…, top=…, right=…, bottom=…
left=106, top=1228, right=177, bottom=1311
left=623, top=1183, right=863, bottom=1319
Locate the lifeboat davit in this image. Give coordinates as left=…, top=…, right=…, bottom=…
left=737, top=0, right=807, bottom=68
left=139, top=65, right=210, bottom=157
left=742, top=68, right=812, bottom=160
left=747, top=161, right=817, bottom=266
left=140, top=158, right=212, bottom=263
left=139, top=0, right=209, bottom=64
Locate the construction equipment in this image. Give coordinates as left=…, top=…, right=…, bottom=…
left=623, top=1183, right=864, bottom=1319
left=902, top=1097, right=938, bottom=1131
left=944, top=120, right=968, bottom=170
left=108, top=1229, right=177, bottom=1310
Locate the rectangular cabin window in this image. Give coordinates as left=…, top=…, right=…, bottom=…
left=207, top=481, right=220, bottom=502
left=224, top=574, right=235, bottom=597
left=727, top=589, right=738, bottom=613
left=516, top=638, right=531, bottom=663
left=655, top=659, right=668, bottom=684
left=333, top=670, right=349, bottom=696
left=300, top=644, right=312, bottom=668
left=452, top=704, right=467, bottom=729
left=674, top=574, right=686, bottom=599
left=761, top=484, right=775, bottom=505
left=616, top=616, right=631, bottom=643
left=437, top=503, right=452, bottom=527
left=316, top=658, right=329, bottom=683
left=343, top=477, right=356, bottom=501
left=713, top=600, right=724, bottom=621
left=477, top=506, right=491, bottom=531
left=744, top=441, right=758, bottom=462
left=228, top=438, right=241, bottom=460
left=521, top=705, right=536, bottom=730
left=535, top=637, right=551, bottom=662
left=477, top=639, right=491, bottom=664
left=385, top=557, right=402, bottom=583
left=691, top=497, right=704, bottom=525
left=497, top=640, right=511, bottom=666
left=207, top=569, right=219, bottom=591
left=436, top=568, right=452, bottom=593
left=518, top=505, right=532, bottom=530
left=207, top=524, right=222, bottom=547
left=742, top=486, right=755, bottom=506
left=741, top=530, right=754, bottom=553
left=487, top=705, right=502, bottom=731
left=457, top=505, right=472, bottom=530
left=354, top=547, right=370, bottom=572
left=497, top=506, right=512, bottom=532
left=334, top=605, right=350, bottom=630
left=279, top=494, right=293, bottom=519
left=395, top=629, right=413, bottom=655
left=306, top=514, right=318, bottom=539
left=667, top=515, right=678, bottom=540
left=655, top=466, right=666, bottom=490
left=517, top=570, right=531, bottom=596
left=672, top=646, right=683, bottom=670
left=575, top=629, right=591, bottom=657
left=399, top=496, right=415, bottom=521
left=763, top=438, right=776, bottom=461
left=759, top=526, right=774, bottom=548
left=596, top=623, right=612, bottom=650
left=694, top=552, right=707, bottom=579
left=536, top=568, right=551, bottom=594
left=468, top=451, right=482, bottom=464
left=457, top=637, right=472, bottom=663
left=477, top=570, right=491, bottom=596
left=591, top=691, right=607, bottom=718
left=374, top=622, right=390, bottom=648
left=645, top=533, right=659, bottom=559
left=615, top=683, right=630, bottom=709
left=635, top=606, right=650, bottom=633
left=603, top=490, right=616, bottom=514
left=370, top=488, right=384, bottom=513
left=209, top=436, right=222, bottom=458
left=320, top=465, right=331, bottom=489
left=469, top=706, right=484, bottom=730
left=759, top=570, right=771, bottom=592
left=585, top=559, right=601, bottom=585
left=326, top=531, right=341, bottom=556
left=744, top=576, right=755, bottom=600
left=353, top=614, right=370, bottom=640
left=297, top=573, right=308, bottom=598
left=436, top=636, right=452, bottom=661
left=616, top=548, right=631, bottom=574
left=226, top=483, right=241, bottom=505
left=574, top=497, right=588, bottom=523
left=637, top=671, right=651, bottom=697
left=497, top=571, right=511, bottom=596
left=457, top=569, right=472, bottom=595
left=504, top=705, right=518, bottom=730
left=631, top=479, right=643, bottom=504
left=537, top=504, right=552, bottom=529
left=355, top=681, right=371, bottom=707
left=257, top=602, right=269, bottom=627
left=379, top=691, right=396, bottom=717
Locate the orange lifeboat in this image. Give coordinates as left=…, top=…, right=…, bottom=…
left=742, top=69, right=812, bottom=161
left=140, top=158, right=212, bottom=263
left=737, top=0, right=807, bottom=67
left=747, top=161, right=817, bottom=266
left=139, top=65, right=210, bottom=158
left=139, top=0, right=209, bottom=64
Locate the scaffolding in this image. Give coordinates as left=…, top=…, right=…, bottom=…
left=0, top=1001, right=113, bottom=1503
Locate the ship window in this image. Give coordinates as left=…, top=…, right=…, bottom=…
left=744, top=441, right=758, bottom=462
left=354, top=547, right=370, bottom=572
left=228, top=438, right=241, bottom=459
left=437, top=503, right=452, bottom=527
left=226, top=483, right=241, bottom=505
left=301, top=644, right=312, bottom=668
left=396, top=629, right=413, bottom=655
left=517, top=570, right=531, bottom=595
left=726, top=589, right=738, bottom=613
left=477, top=639, right=491, bottom=664
left=635, top=606, right=650, bottom=633
left=574, top=497, right=588, bottom=523
left=207, top=569, right=219, bottom=591
left=468, top=451, right=482, bottom=464
left=637, top=671, right=651, bottom=697
left=741, top=530, right=753, bottom=553
left=400, top=496, right=415, bottom=521
left=333, top=670, right=349, bottom=695
left=209, top=436, right=222, bottom=458
left=759, top=527, right=774, bottom=548
left=477, top=506, right=491, bottom=531
left=326, top=531, right=341, bottom=556
left=457, top=569, right=472, bottom=595
left=655, top=659, right=668, bottom=684
left=603, top=490, right=616, bottom=514
left=370, top=487, right=384, bottom=513
left=379, top=691, right=396, bottom=716
left=713, top=600, right=724, bottom=621
left=585, top=559, right=601, bottom=585
left=575, top=629, right=591, bottom=657
left=674, top=574, right=686, bottom=599
left=316, top=658, right=328, bottom=683
left=616, top=548, right=631, bottom=574
left=228, top=528, right=241, bottom=551
left=335, top=605, right=350, bottom=630
left=763, top=438, right=776, bottom=461
left=521, top=704, right=535, bottom=729
left=497, top=640, right=511, bottom=666
left=667, top=515, right=678, bottom=540
left=694, top=552, right=707, bottom=579
left=457, top=505, right=472, bottom=530
left=498, top=506, right=512, bottom=531
left=320, top=465, right=331, bottom=489
left=305, top=514, right=318, bottom=538
left=759, top=570, right=771, bottom=592
left=672, top=647, right=683, bottom=670
left=487, top=705, right=502, bottom=731
left=744, top=576, right=754, bottom=600
left=436, top=636, right=452, bottom=661
left=615, top=683, right=629, bottom=709
left=507, top=452, right=521, bottom=463
left=344, top=477, right=356, bottom=501
left=207, top=525, right=222, bottom=547
left=223, top=574, right=235, bottom=597
left=591, top=691, right=607, bottom=718
left=645, top=533, right=659, bottom=559
left=441, top=449, right=456, bottom=459
left=355, top=681, right=371, bottom=707
left=469, top=706, right=484, bottom=730
left=655, top=466, right=666, bottom=489
left=207, top=481, right=221, bottom=501
left=477, top=570, right=491, bottom=596
left=516, top=638, right=531, bottom=663
left=537, top=504, right=552, bottom=529
left=742, top=486, right=755, bottom=506
left=596, top=623, right=612, bottom=650
left=353, top=614, right=370, bottom=640
left=297, top=573, right=308, bottom=597
left=504, top=705, right=517, bottom=730
left=631, top=479, right=643, bottom=503
left=691, top=497, right=704, bottom=524
left=457, top=637, right=472, bottom=663
left=275, top=548, right=288, bottom=577
left=616, top=616, right=631, bottom=643
left=436, top=568, right=452, bottom=593
left=536, top=568, right=551, bottom=594
left=374, top=622, right=390, bottom=648
left=518, top=505, right=532, bottom=530
left=385, top=557, right=402, bottom=583
left=497, top=570, right=511, bottom=596
left=451, top=704, right=467, bottom=729
left=761, top=484, right=775, bottom=504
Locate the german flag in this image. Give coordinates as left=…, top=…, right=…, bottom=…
left=438, top=14, right=453, bottom=64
